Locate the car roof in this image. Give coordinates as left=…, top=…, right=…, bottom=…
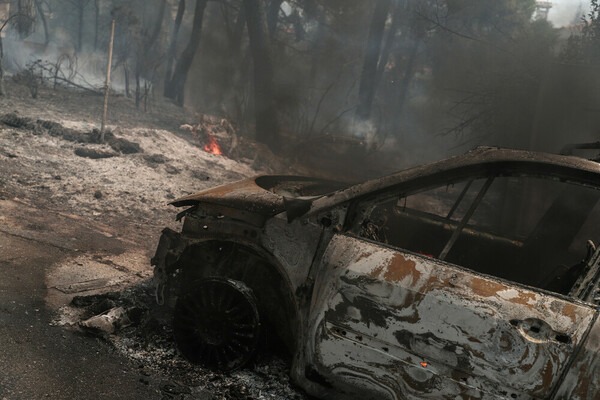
left=305, top=146, right=600, bottom=215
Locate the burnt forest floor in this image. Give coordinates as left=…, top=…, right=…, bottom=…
left=0, top=80, right=309, bottom=399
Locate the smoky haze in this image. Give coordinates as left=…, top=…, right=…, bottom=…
left=0, top=0, right=598, bottom=179
left=549, top=0, right=589, bottom=26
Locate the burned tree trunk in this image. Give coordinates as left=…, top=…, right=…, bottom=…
left=307, top=2, right=325, bottom=82
left=77, top=2, right=84, bottom=52
left=392, top=36, right=420, bottom=137
left=94, top=0, right=99, bottom=50
left=123, top=63, right=131, bottom=98
left=0, top=13, right=13, bottom=96
left=148, top=0, right=167, bottom=49
left=34, top=0, right=49, bottom=47
left=375, top=2, right=402, bottom=91
left=230, top=4, right=246, bottom=53
left=244, top=0, right=278, bottom=147
left=266, top=0, right=283, bottom=37
left=12, top=0, right=35, bottom=38
left=135, top=72, right=141, bottom=109
left=224, top=6, right=249, bottom=133
left=0, top=34, right=4, bottom=96
left=164, top=0, right=185, bottom=97
left=213, top=5, right=246, bottom=111
left=165, top=0, right=207, bottom=106
left=61, top=0, right=90, bottom=52
left=135, top=0, right=167, bottom=109
left=356, top=0, right=391, bottom=121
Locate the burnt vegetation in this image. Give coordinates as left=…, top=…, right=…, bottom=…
left=0, top=0, right=597, bottom=169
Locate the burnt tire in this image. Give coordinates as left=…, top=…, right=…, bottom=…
left=173, top=278, right=260, bottom=371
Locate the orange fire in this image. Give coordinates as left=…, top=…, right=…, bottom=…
left=204, top=134, right=223, bottom=155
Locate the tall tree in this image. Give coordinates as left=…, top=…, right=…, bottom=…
left=230, top=2, right=246, bottom=51
left=1, top=4, right=31, bottom=95
left=244, top=0, right=278, bottom=147
left=163, top=0, right=185, bottom=96
left=146, top=0, right=167, bottom=49
left=428, top=0, right=545, bottom=144
left=76, top=0, right=92, bottom=52
left=62, top=0, right=92, bottom=52
left=110, top=4, right=140, bottom=98
left=93, top=0, right=100, bottom=50
left=165, top=0, right=207, bottom=106
left=266, top=0, right=283, bottom=37
left=355, top=0, right=391, bottom=121
left=391, top=34, right=420, bottom=137
left=562, top=0, right=600, bottom=64
left=0, top=19, right=6, bottom=96
left=135, top=0, right=167, bottom=108
left=34, top=0, right=49, bottom=47
left=10, top=0, right=35, bottom=38
left=375, top=1, right=402, bottom=92
left=214, top=4, right=246, bottom=116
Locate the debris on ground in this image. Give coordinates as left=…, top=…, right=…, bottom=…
left=80, top=306, right=129, bottom=334
left=1, top=113, right=142, bottom=155
left=179, top=115, right=291, bottom=174
left=75, top=147, right=118, bottom=159
left=0, top=112, right=36, bottom=129
left=66, top=281, right=308, bottom=400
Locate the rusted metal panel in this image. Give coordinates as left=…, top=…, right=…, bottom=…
left=171, top=177, right=285, bottom=214
left=307, top=235, right=596, bottom=399
left=170, top=176, right=347, bottom=216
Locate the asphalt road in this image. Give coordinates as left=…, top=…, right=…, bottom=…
left=0, top=200, right=162, bottom=400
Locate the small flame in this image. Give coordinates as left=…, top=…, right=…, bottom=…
left=204, top=135, right=223, bottom=155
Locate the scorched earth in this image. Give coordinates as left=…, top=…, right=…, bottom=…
left=0, top=80, right=306, bottom=400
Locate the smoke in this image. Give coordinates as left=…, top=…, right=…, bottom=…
left=548, top=0, right=589, bottom=27
left=0, top=0, right=168, bottom=96
left=3, top=0, right=600, bottom=177
left=345, top=118, right=377, bottom=145
left=3, top=37, right=129, bottom=93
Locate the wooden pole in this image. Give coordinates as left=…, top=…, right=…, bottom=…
left=101, top=19, right=115, bottom=142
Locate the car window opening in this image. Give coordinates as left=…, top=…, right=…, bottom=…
left=446, top=179, right=474, bottom=220
left=439, top=176, right=494, bottom=260
left=358, top=175, right=600, bottom=297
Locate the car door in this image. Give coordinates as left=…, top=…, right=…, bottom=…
left=305, top=177, right=598, bottom=400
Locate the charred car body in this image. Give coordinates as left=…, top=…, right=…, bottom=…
left=152, top=147, right=600, bottom=399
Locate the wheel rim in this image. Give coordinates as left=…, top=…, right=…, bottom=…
left=173, top=278, right=260, bottom=371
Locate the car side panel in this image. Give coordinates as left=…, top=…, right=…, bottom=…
left=261, top=215, right=324, bottom=290
left=306, top=235, right=595, bottom=399
left=554, top=317, right=600, bottom=399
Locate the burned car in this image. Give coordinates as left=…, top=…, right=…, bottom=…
left=152, top=146, right=600, bottom=399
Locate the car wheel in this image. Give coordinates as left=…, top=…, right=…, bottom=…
left=173, top=278, right=260, bottom=371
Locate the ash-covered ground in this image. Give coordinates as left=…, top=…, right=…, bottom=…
left=68, top=283, right=307, bottom=400
left=0, top=80, right=307, bottom=399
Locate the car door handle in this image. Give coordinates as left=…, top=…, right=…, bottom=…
left=509, top=318, right=572, bottom=345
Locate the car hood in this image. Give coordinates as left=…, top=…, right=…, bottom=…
left=170, top=175, right=350, bottom=216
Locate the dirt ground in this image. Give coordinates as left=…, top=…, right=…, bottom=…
left=0, top=81, right=306, bottom=399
